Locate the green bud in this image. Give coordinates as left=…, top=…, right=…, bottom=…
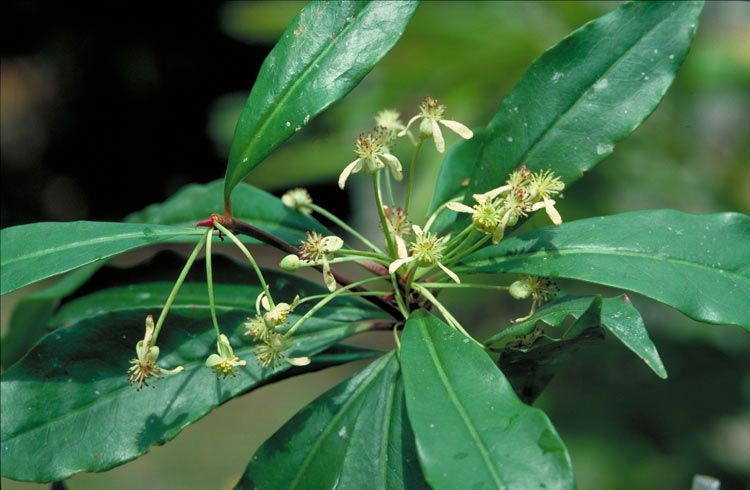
left=509, top=279, right=532, bottom=300
left=280, top=254, right=300, bottom=271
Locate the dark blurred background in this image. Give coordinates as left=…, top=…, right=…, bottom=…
left=2, top=1, right=749, bottom=489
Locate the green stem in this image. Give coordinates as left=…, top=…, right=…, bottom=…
left=444, top=234, right=490, bottom=266
left=414, top=284, right=484, bottom=349
left=309, top=203, right=383, bottom=254
left=299, top=255, right=390, bottom=267
left=419, top=282, right=510, bottom=291
left=204, top=229, right=222, bottom=341
left=405, top=138, right=424, bottom=214
left=424, top=198, right=460, bottom=232
left=213, top=221, right=275, bottom=308
left=384, top=169, right=397, bottom=207
left=373, top=173, right=397, bottom=257
left=339, top=249, right=389, bottom=260
left=152, top=230, right=209, bottom=344
left=390, top=273, right=410, bottom=318
left=297, top=290, right=391, bottom=305
left=443, top=225, right=474, bottom=251
left=284, top=275, right=388, bottom=338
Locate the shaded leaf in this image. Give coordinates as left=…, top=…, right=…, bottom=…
left=237, top=351, right=427, bottom=489
left=431, top=1, right=703, bottom=211
left=400, top=310, right=574, bottom=490
left=127, top=180, right=329, bottom=244
left=462, top=210, right=750, bottom=329
left=224, top=0, right=419, bottom=201
left=498, top=297, right=604, bottom=403
left=0, top=281, right=387, bottom=482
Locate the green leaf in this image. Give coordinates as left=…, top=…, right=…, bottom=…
left=0, top=281, right=385, bottom=481
left=224, top=0, right=419, bottom=201
left=431, top=0, right=703, bottom=211
left=127, top=180, right=329, bottom=244
left=462, top=210, right=750, bottom=329
left=485, top=294, right=667, bottom=380
left=498, top=297, right=605, bottom=403
left=1, top=264, right=100, bottom=369
left=400, top=310, right=574, bottom=490
left=0, top=222, right=203, bottom=295
left=237, top=351, right=428, bottom=489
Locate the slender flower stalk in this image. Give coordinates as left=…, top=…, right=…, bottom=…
left=404, top=138, right=424, bottom=214
left=373, top=173, right=397, bottom=257
left=152, top=230, right=209, bottom=344
left=413, top=284, right=484, bottom=348
left=204, top=229, right=222, bottom=341
left=308, top=203, right=383, bottom=254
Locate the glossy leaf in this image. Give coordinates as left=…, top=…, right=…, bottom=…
left=462, top=210, right=750, bottom=329
left=431, top=1, right=703, bottom=211
left=237, top=351, right=427, bottom=489
left=224, top=0, right=419, bottom=201
left=485, top=294, right=667, bottom=379
left=498, top=297, right=605, bottom=403
left=0, top=222, right=204, bottom=295
left=127, top=180, right=329, bottom=244
left=400, top=310, right=574, bottom=490
left=0, top=278, right=386, bottom=481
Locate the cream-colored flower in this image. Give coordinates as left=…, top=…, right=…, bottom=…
left=299, top=232, right=344, bottom=291
left=281, top=188, right=313, bottom=215
left=400, top=96, right=473, bottom=153
left=388, top=225, right=460, bottom=283
left=338, top=130, right=403, bottom=189
left=205, top=334, right=247, bottom=379
left=255, top=333, right=310, bottom=369
left=127, top=315, right=184, bottom=390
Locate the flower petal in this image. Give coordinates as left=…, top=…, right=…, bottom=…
left=395, top=234, right=408, bottom=259
left=338, top=158, right=362, bottom=189
left=286, top=356, right=312, bottom=367
left=411, top=224, right=423, bottom=236
left=381, top=152, right=403, bottom=181
left=388, top=256, right=414, bottom=274
left=399, top=114, right=422, bottom=136
left=437, top=262, right=461, bottom=284
left=473, top=185, right=511, bottom=203
left=205, top=354, right=223, bottom=368
left=440, top=119, right=474, bottom=139
left=446, top=202, right=475, bottom=214
left=322, top=259, right=337, bottom=292
left=544, top=197, right=562, bottom=225
left=321, top=235, right=344, bottom=252
left=431, top=119, right=445, bottom=153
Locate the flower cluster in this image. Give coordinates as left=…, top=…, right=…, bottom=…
left=447, top=166, right=565, bottom=243
left=243, top=291, right=309, bottom=369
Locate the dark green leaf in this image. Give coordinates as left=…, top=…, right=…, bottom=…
left=224, top=0, right=419, bottom=201
left=400, top=310, right=574, bottom=490
left=1, top=264, right=100, bottom=369
left=0, top=279, right=385, bottom=481
left=431, top=1, right=703, bottom=210
left=127, top=180, right=329, bottom=244
left=462, top=210, right=750, bottom=329
left=237, top=351, right=427, bottom=490
left=485, top=294, right=667, bottom=379
left=0, top=222, right=203, bottom=295
left=498, top=297, right=604, bottom=403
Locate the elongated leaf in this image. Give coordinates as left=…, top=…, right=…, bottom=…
left=237, top=351, right=427, bottom=489
left=0, top=222, right=204, bottom=295
left=462, top=210, right=750, bottom=329
left=431, top=1, right=703, bottom=211
left=127, top=180, right=329, bottom=244
left=485, top=294, right=667, bottom=379
left=0, top=279, right=386, bottom=481
left=224, top=0, right=419, bottom=201
left=498, top=297, right=604, bottom=403
left=401, top=310, right=574, bottom=490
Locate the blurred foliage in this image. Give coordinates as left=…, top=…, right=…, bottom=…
left=2, top=1, right=749, bottom=489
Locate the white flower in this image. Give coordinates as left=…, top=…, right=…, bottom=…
left=205, top=334, right=247, bottom=379
left=338, top=130, right=403, bottom=189
left=127, top=315, right=183, bottom=390
left=388, top=225, right=460, bottom=284
left=281, top=188, right=313, bottom=215
left=299, top=232, right=344, bottom=291
left=400, top=96, right=473, bottom=153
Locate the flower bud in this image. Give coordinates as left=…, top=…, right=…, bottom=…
left=509, top=279, right=532, bottom=300
left=280, top=254, right=300, bottom=271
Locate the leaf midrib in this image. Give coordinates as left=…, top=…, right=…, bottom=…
left=419, top=323, right=505, bottom=489
left=1, top=228, right=200, bottom=267
left=288, top=353, right=392, bottom=489
left=465, top=247, right=749, bottom=283
left=472, top=4, right=684, bottom=188
left=228, top=3, right=367, bottom=190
